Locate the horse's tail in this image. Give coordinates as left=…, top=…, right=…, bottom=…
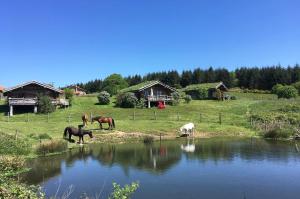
left=64, top=127, right=69, bottom=137
left=112, top=118, right=115, bottom=128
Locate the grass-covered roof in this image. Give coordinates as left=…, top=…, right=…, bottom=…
left=180, top=82, right=227, bottom=92
left=120, top=80, right=177, bottom=93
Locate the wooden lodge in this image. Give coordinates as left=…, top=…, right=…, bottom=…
left=121, top=80, right=177, bottom=108
left=3, top=81, right=66, bottom=116
left=66, top=85, right=86, bottom=96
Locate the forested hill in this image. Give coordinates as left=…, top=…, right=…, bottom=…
left=74, top=64, right=300, bottom=93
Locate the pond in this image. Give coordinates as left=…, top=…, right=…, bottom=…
left=22, top=138, right=300, bottom=199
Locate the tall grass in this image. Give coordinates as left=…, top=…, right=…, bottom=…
left=36, top=139, right=68, bottom=155
left=0, top=132, right=31, bottom=155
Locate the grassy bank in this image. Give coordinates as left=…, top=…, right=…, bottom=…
left=0, top=92, right=299, bottom=150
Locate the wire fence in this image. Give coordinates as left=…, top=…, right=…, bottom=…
left=0, top=109, right=249, bottom=128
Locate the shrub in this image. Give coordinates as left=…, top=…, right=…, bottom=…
left=263, top=128, right=294, bottom=139
left=271, top=84, right=283, bottom=94
left=0, top=133, right=31, bottom=155
left=171, top=92, right=180, bottom=106
left=292, top=81, right=300, bottom=94
left=0, top=156, right=25, bottom=174
left=109, top=182, right=139, bottom=199
left=102, top=74, right=128, bottom=95
left=185, top=88, right=208, bottom=100
left=36, top=140, right=68, bottom=155
left=276, top=85, right=298, bottom=99
left=38, top=95, right=55, bottom=114
left=116, top=92, right=138, bottom=108
left=184, top=95, right=192, bottom=103
left=97, top=91, right=110, bottom=105
left=64, top=88, right=74, bottom=106
left=136, top=98, right=146, bottom=109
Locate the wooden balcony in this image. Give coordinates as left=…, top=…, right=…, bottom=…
left=147, top=95, right=173, bottom=102
left=8, top=97, right=59, bottom=106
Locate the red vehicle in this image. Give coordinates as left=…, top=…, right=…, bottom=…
left=157, top=101, right=165, bottom=109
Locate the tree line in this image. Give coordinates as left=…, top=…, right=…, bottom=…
left=74, top=64, right=300, bottom=94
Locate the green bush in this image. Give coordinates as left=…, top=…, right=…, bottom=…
left=97, top=91, right=110, bottom=105
left=271, top=84, right=283, bottom=94
left=136, top=98, right=146, bottom=109
left=184, top=94, right=192, bottom=103
left=36, top=140, right=68, bottom=155
left=171, top=92, right=180, bottom=106
left=109, top=182, right=139, bottom=199
left=0, top=133, right=31, bottom=155
left=276, top=85, right=298, bottom=99
left=38, top=95, right=55, bottom=114
left=292, top=81, right=300, bottom=94
left=116, top=92, right=138, bottom=108
left=0, top=156, right=43, bottom=199
left=103, top=74, right=128, bottom=95
left=185, top=88, right=208, bottom=100
left=64, top=88, right=74, bottom=106
left=263, top=128, right=294, bottom=139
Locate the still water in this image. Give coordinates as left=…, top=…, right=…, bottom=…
left=22, top=138, right=300, bottom=199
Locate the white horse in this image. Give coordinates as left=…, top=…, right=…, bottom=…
left=179, top=123, right=195, bottom=136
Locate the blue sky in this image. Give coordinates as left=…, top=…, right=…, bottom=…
left=0, top=0, right=299, bottom=87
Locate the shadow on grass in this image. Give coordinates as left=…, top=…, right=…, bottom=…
left=0, top=104, right=8, bottom=115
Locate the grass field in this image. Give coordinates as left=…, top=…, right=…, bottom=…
left=0, top=92, right=299, bottom=147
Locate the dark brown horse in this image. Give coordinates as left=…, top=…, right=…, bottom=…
left=64, top=126, right=93, bottom=143
left=91, top=116, right=115, bottom=130
left=82, top=114, right=89, bottom=126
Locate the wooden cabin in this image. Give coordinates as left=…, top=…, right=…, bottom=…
left=3, top=81, right=64, bottom=116
left=66, top=85, right=86, bottom=96
left=181, top=82, right=228, bottom=100
left=121, top=80, right=177, bottom=108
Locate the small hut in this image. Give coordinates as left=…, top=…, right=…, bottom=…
left=66, top=85, right=86, bottom=96
left=3, top=81, right=64, bottom=116
left=181, top=82, right=228, bottom=100
left=120, top=80, right=177, bottom=108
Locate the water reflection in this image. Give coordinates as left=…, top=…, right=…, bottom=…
left=22, top=138, right=300, bottom=186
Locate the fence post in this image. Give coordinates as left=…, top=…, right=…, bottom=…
left=90, top=112, right=93, bottom=120
left=219, top=112, right=222, bottom=125
left=133, top=110, right=135, bottom=120
left=199, top=113, right=202, bottom=123
left=177, top=112, right=179, bottom=121
left=154, top=111, right=157, bottom=120
left=160, top=133, right=162, bottom=142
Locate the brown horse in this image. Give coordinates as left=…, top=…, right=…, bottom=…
left=91, top=116, right=115, bottom=130
left=82, top=114, right=89, bottom=126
